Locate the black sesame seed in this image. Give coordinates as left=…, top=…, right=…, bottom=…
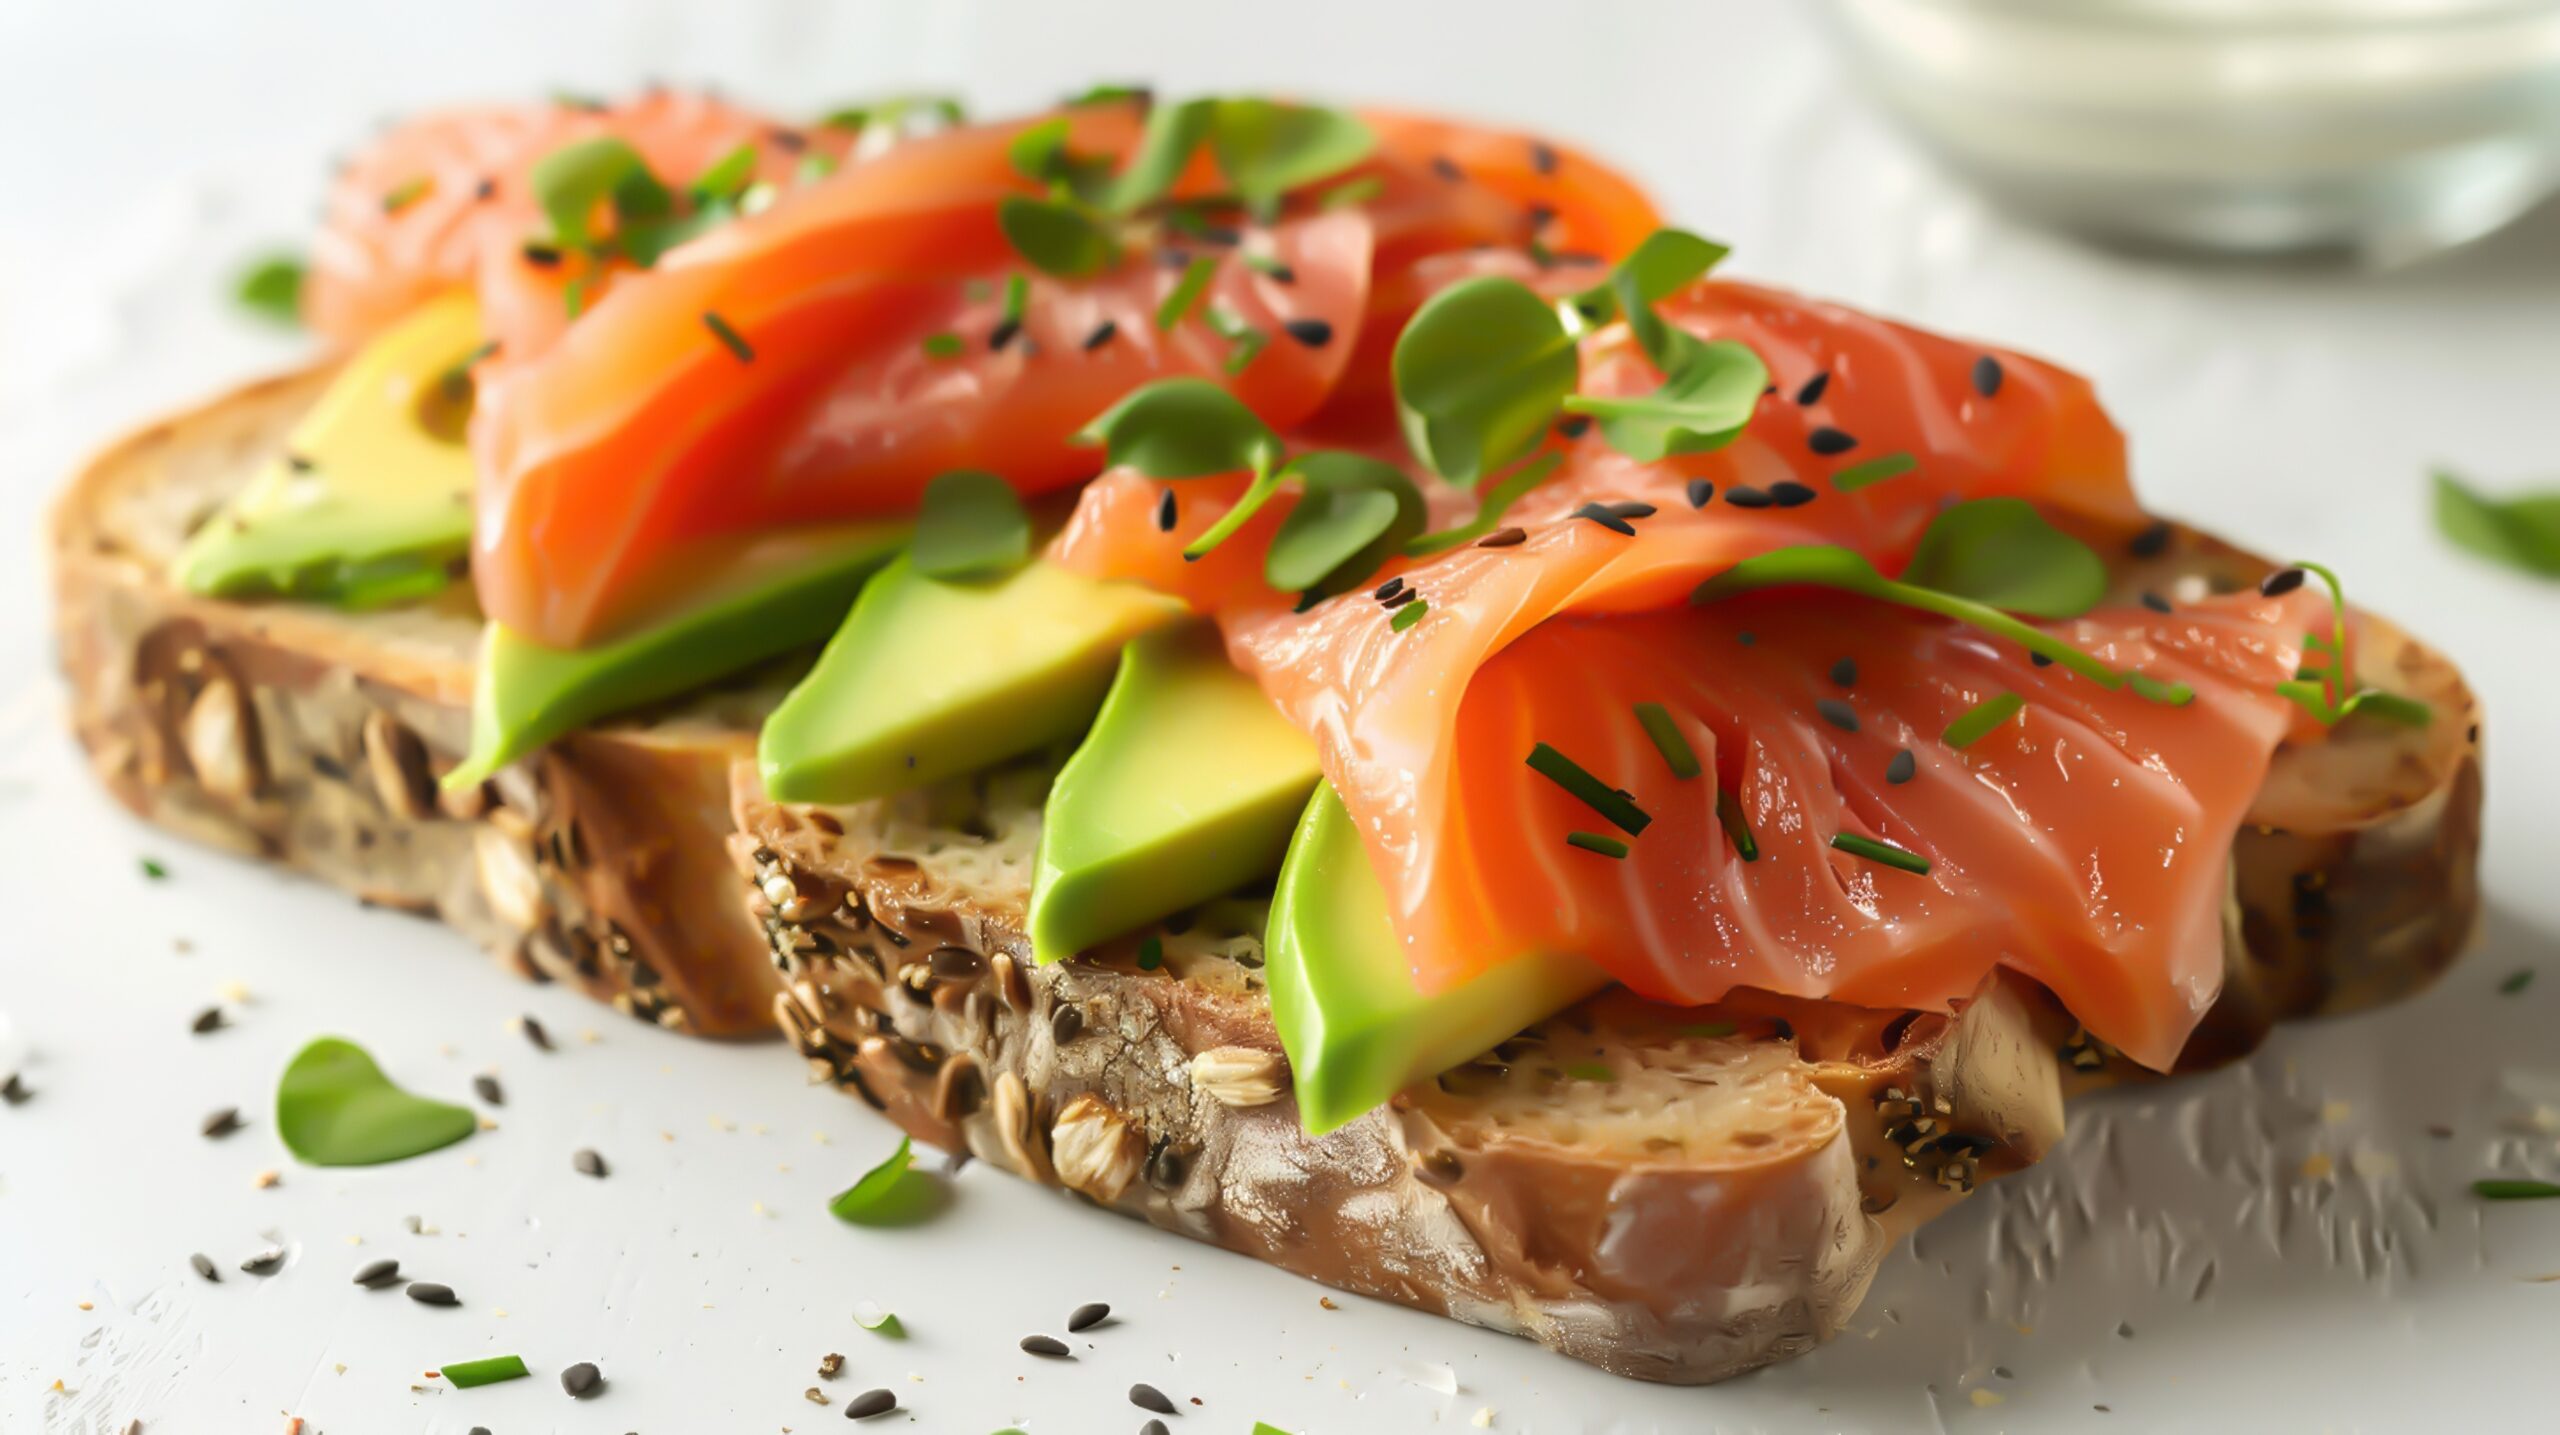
left=1381, top=587, right=1418, bottom=609
left=1160, top=248, right=1196, bottom=270
left=190, top=1253, right=219, bottom=1283
left=190, top=1006, right=224, bottom=1035
left=770, top=127, right=809, bottom=152
left=286, top=452, right=315, bottom=473
left=1281, top=317, right=1334, bottom=348
left=1431, top=155, right=1463, bottom=182
left=1794, top=372, right=1831, bottom=406
left=1530, top=141, right=1559, bottom=175
left=2260, top=567, right=2306, bottom=597
left=1572, top=502, right=1636, bottom=536
left=2128, top=520, right=2172, bottom=558
left=1971, top=354, right=2005, bottom=398
left=1831, top=658, right=1859, bottom=687
left=1807, top=426, right=1858, bottom=456
left=1130, top=1383, right=1177, bottom=1414
left=1685, top=479, right=1716, bottom=508
left=472, top=1073, right=504, bottom=1106
left=1770, top=480, right=1817, bottom=508
left=562, top=1360, right=602, bottom=1397
left=1738, top=631, right=1756, bottom=646
left=473, top=176, right=497, bottom=203
left=522, top=1015, right=552, bottom=1051
left=988, top=317, right=1021, bottom=352
left=1477, top=526, right=1527, bottom=548
left=240, top=1246, right=285, bottom=1276
left=1886, top=749, right=1917, bottom=785
left=573, top=1148, right=608, bottom=1178
left=0, top=1072, right=26, bottom=1104
left=1725, top=486, right=1773, bottom=509
left=1154, top=488, right=1178, bottom=532
left=2030, top=651, right=2055, bottom=667
left=846, top=1388, right=898, bottom=1419
left=1816, top=698, right=1859, bottom=734
left=1374, top=576, right=1406, bottom=603
left=1020, top=1333, right=1072, bottom=1358
left=406, top=1281, right=458, bottom=1306
left=1143, top=1422, right=1171, bottom=1435
left=2139, top=591, right=2173, bottom=614
left=353, top=1258, right=401, bottom=1287
left=1606, top=500, right=1658, bottom=520
left=520, top=242, right=564, bottom=269
left=1067, top=1301, right=1110, bottom=1332
left=201, top=1107, right=242, bottom=1138
left=1051, top=1005, right=1084, bottom=1044
left=1083, top=319, right=1119, bottom=351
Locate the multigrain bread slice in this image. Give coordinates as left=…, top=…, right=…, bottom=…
left=50, top=364, right=787, bottom=1037
left=729, top=535, right=2480, bottom=1384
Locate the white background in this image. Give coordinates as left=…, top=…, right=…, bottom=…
left=3, top=2, right=2558, bottom=1431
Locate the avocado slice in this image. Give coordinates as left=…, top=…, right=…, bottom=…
left=445, top=524, right=907, bottom=789
left=1028, top=623, right=1321, bottom=966
left=176, top=291, right=483, bottom=608
left=759, top=557, right=1186, bottom=805
left=1267, top=785, right=1609, bottom=1134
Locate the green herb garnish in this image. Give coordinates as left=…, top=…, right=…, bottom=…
left=1388, top=599, right=1429, bottom=631
left=1079, top=376, right=1283, bottom=481
left=441, top=1354, right=530, bottom=1388
left=1942, top=692, right=2026, bottom=750
left=1318, top=175, right=1383, bottom=210
left=1716, top=789, right=1759, bottom=861
left=1566, top=832, right=1630, bottom=860
left=2474, top=1179, right=2560, bottom=1201
left=702, top=311, right=754, bottom=364
left=997, top=195, right=1119, bottom=278
left=689, top=142, right=760, bottom=206
left=275, top=1036, right=476, bottom=1167
left=1901, top=497, right=2105, bottom=619
left=1137, top=934, right=1165, bottom=969
left=999, top=272, right=1030, bottom=332
left=140, top=856, right=169, bottom=880
left=2271, top=561, right=2431, bottom=728
left=2500, top=969, right=2535, bottom=995
left=921, top=330, right=966, bottom=359
left=1561, top=227, right=1727, bottom=357
left=820, top=94, right=966, bottom=134
left=1391, top=276, right=1579, bottom=485
left=1832, top=452, right=1918, bottom=493
left=1200, top=98, right=1374, bottom=218
left=233, top=255, right=305, bottom=327
left=911, top=470, right=1032, bottom=581
left=829, top=1136, right=941, bottom=1225
left=1156, top=254, right=1218, bottom=331
left=1263, top=452, right=1426, bottom=594
left=529, top=136, right=670, bottom=252
left=854, top=1302, right=906, bottom=1337
left=2434, top=469, right=2560, bottom=578
left=1204, top=304, right=1268, bottom=373
left=1526, top=742, right=1651, bottom=836
left=380, top=176, right=432, bottom=214
left=1832, top=831, right=1930, bottom=875
left=1633, top=701, right=1701, bottom=779
left=1561, top=338, right=1766, bottom=462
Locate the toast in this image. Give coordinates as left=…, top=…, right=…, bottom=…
left=50, top=363, right=786, bottom=1038
left=53, top=365, right=2482, bottom=1383
left=727, top=535, right=2480, bottom=1384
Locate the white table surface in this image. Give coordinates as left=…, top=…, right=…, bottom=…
left=3, top=2, right=2558, bottom=1431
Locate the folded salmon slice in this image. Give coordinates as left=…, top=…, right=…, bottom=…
left=1056, top=270, right=2317, bottom=1068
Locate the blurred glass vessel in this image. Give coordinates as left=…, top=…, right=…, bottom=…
left=1827, top=0, right=2560, bottom=262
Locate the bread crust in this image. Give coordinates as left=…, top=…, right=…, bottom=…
left=49, top=365, right=784, bottom=1037
left=728, top=525, right=2481, bottom=1384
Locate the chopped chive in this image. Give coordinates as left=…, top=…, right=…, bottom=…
left=1942, top=692, right=2026, bottom=750
left=1526, top=743, right=1651, bottom=836
left=1832, top=831, right=1930, bottom=875
left=1001, top=272, right=1029, bottom=328
left=2501, top=969, right=2535, bottom=995
left=1206, top=305, right=1267, bottom=373
left=1632, top=702, right=1700, bottom=779
left=2474, top=1178, right=2560, bottom=1201
left=1832, top=451, right=1917, bottom=493
left=922, top=330, right=965, bottom=358
left=702, top=311, right=754, bottom=363
left=1320, top=175, right=1383, bottom=209
left=1565, top=832, right=1629, bottom=860
left=380, top=176, right=432, bottom=214
left=1561, top=1060, right=1617, bottom=1080
left=442, top=1354, right=530, bottom=1388
left=1136, top=934, right=1164, bottom=970
left=233, top=255, right=306, bottom=327
left=1715, top=789, right=1758, bottom=862
left=1389, top=598, right=1428, bottom=632
left=2126, top=672, right=2195, bottom=706
left=140, top=857, right=169, bottom=880
left=1155, top=254, right=1218, bottom=331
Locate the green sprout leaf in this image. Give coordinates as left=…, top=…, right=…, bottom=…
left=1206, top=99, right=1374, bottom=217
left=689, top=141, right=760, bottom=206
left=442, top=1354, right=531, bottom=1388
left=1155, top=253, right=1219, bottom=331
left=911, top=469, right=1032, bottom=581
left=1900, top=497, right=2106, bottom=619
left=1564, top=228, right=1728, bottom=337
left=234, top=254, right=305, bottom=327
left=275, top=1036, right=476, bottom=1167
left=529, top=136, right=671, bottom=251
left=1263, top=451, right=1426, bottom=594
left=1076, top=377, right=1284, bottom=481
left=1563, top=338, right=1767, bottom=462
left=1008, top=116, right=1119, bottom=200
left=1096, top=99, right=1218, bottom=212
left=854, top=1301, right=906, bottom=1337
left=2270, top=560, right=2433, bottom=728
left=829, top=1136, right=944, bottom=1226
left=820, top=94, right=966, bottom=134
left=997, top=194, right=1120, bottom=277
left=1392, top=276, right=1579, bottom=485
left=2433, top=469, right=2560, bottom=579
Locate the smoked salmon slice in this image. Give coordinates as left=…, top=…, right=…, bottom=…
left=1055, top=270, right=2319, bottom=1069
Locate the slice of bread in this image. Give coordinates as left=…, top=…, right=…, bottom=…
left=50, top=364, right=787, bottom=1037
left=52, top=364, right=2482, bottom=1383
left=728, top=534, right=2480, bottom=1384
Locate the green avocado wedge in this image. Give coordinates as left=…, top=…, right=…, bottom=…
left=176, top=292, right=483, bottom=609
left=758, top=557, right=1187, bottom=805
left=1028, top=623, right=1321, bottom=966
left=445, top=524, right=907, bottom=789
left=1268, top=785, right=1609, bottom=1134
